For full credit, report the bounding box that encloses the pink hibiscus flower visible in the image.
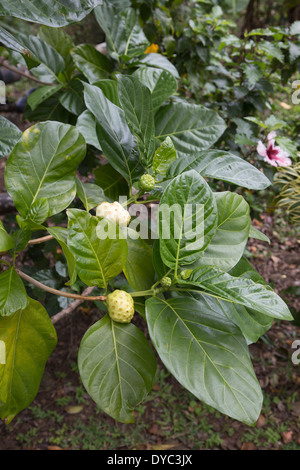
[257,131,292,167]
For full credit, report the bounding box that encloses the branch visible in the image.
[28,234,54,245]
[15,268,107,302]
[0,58,57,86]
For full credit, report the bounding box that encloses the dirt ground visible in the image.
[0,111,299,451]
[0,212,299,451]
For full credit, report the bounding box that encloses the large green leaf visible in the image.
[146,296,263,424]
[71,44,111,84]
[78,314,156,422]
[76,179,106,211]
[0,28,65,78]
[0,268,28,317]
[83,83,143,185]
[27,85,64,111]
[167,149,271,190]
[152,239,170,280]
[67,209,127,289]
[229,256,268,285]
[23,92,72,123]
[133,53,179,79]
[38,25,75,59]
[183,291,273,345]
[117,75,156,168]
[92,79,121,107]
[76,110,101,150]
[133,66,178,113]
[94,2,149,60]
[16,198,50,231]
[158,170,217,272]
[0,0,103,27]
[155,101,226,158]
[0,221,15,252]
[58,78,86,116]
[4,122,86,221]
[0,116,22,158]
[94,164,129,201]
[0,298,57,424]
[123,228,155,291]
[179,266,293,321]
[193,192,251,271]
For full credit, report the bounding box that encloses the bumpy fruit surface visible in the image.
[96,201,131,227]
[138,174,156,192]
[106,290,135,323]
[160,276,172,287]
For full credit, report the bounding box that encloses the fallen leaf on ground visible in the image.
[281,431,293,444]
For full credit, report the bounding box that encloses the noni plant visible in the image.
[0,0,294,426]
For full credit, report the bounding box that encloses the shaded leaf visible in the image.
[146,296,263,424]
[78,314,156,422]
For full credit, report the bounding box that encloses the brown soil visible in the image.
[0,113,299,451]
[0,214,299,451]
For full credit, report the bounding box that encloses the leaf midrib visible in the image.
[156,298,251,419]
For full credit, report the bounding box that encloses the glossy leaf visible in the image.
[229,256,268,285]
[0,116,22,158]
[71,44,111,83]
[155,101,226,158]
[152,239,170,280]
[78,314,156,422]
[184,290,273,345]
[76,110,101,150]
[94,3,149,59]
[158,170,217,271]
[93,79,121,107]
[0,221,15,252]
[194,191,250,271]
[27,85,63,111]
[4,122,86,221]
[167,149,271,190]
[0,268,28,317]
[117,75,156,167]
[76,179,106,211]
[134,53,179,79]
[23,92,71,123]
[0,28,65,78]
[0,0,103,27]
[83,83,143,184]
[58,78,85,116]
[67,209,127,289]
[179,265,293,321]
[123,228,155,291]
[0,298,57,424]
[146,296,263,424]
[133,66,178,113]
[94,164,129,201]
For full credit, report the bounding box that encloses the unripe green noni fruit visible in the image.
[179,269,192,280]
[160,276,172,287]
[106,290,135,323]
[138,174,156,192]
[96,201,131,227]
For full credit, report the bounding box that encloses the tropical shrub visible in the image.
[0,0,294,427]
